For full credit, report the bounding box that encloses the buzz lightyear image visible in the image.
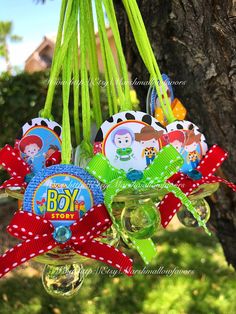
[111,127,135,162]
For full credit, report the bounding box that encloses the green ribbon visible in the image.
[41,0,77,121]
[102,0,132,111]
[122,0,176,123]
[87,145,210,264]
[86,0,103,129]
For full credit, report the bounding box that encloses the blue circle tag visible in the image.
[18,118,62,175]
[23,164,104,227]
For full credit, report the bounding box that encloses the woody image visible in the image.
[135,126,164,167]
[43,144,61,167]
[184,129,202,169]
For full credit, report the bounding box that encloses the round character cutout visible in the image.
[18,118,62,174]
[23,165,104,227]
[94,111,167,172]
[166,120,208,174]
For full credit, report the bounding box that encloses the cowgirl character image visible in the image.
[19,135,43,171]
[135,126,164,167]
[167,130,185,153]
[167,127,202,172]
[111,127,135,162]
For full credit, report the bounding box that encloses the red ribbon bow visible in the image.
[0,145,30,189]
[0,145,62,189]
[0,204,133,278]
[159,145,236,227]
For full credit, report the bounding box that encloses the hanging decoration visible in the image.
[0,0,236,299]
[93,111,166,171]
[87,143,211,264]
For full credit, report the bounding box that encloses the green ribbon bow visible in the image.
[86,145,209,264]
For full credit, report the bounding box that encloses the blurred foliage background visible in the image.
[0,71,76,147]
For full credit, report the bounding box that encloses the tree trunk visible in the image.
[114,0,236,268]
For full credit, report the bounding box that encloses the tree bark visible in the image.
[114,0,236,268]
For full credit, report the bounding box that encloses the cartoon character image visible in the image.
[44,145,61,167]
[185,129,201,168]
[111,127,135,162]
[44,145,59,160]
[167,130,185,153]
[167,128,202,169]
[75,200,86,217]
[135,126,164,167]
[19,135,43,170]
[36,198,46,214]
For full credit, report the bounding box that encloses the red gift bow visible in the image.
[159,145,236,227]
[0,144,30,189]
[0,204,133,278]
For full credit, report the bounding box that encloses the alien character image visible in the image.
[19,135,43,170]
[135,126,164,167]
[111,127,135,162]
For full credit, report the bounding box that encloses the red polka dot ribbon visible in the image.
[0,144,30,189]
[0,204,133,278]
[159,145,236,227]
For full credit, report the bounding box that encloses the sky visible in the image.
[0,0,64,72]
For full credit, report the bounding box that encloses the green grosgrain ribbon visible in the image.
[86,145,210,264]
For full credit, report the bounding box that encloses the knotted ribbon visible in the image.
[86,145,209,264]
[159,145,236,227]
[0,204,133,278]
[0,145,30,189]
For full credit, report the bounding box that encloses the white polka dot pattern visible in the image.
[0,144,30,190]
